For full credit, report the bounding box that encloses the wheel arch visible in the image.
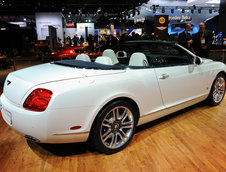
[208,70,226,92]
[218,71,226,78]
[87,96,140,142]
[206,70,226,106]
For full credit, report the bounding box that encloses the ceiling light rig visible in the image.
[132,10,136,17]
[152,5,156,13]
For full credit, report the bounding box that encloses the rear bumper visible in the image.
[0,96,2,110]
[0,94,90,143]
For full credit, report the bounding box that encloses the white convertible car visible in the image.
[0,40,225,154]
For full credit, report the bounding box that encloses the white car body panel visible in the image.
[1,43,226,144]
[155,64,209,108]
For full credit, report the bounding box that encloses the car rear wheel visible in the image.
[92,101,138,154]
[206,74,225,106]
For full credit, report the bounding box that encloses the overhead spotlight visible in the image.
[182,9,185,13]
[198,9,201,14]
[152,5,156,14]
[152,5,156,10]
[78,9,82,16]
[191,9,194,14]
[171,9,174,14]
[97,7,101,12]
[162,8,165,13]
[209,9,212,14]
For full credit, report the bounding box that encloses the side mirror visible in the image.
[195,56,203,65]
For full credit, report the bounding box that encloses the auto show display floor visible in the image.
[0,58,226,171]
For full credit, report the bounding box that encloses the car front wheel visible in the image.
[207,73,226,106]
[92,101,138,154]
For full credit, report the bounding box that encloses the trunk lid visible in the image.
[3,63,86,106]
[3,62,125,106]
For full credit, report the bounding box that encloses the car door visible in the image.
[152,44,208,108]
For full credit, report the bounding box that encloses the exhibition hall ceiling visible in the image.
[0,0,220,15]
[0,0,150,15]
[0,0,220,26]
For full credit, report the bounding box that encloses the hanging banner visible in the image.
[154,15,169,41]
[110,24,114,35]
[66,23,74,28]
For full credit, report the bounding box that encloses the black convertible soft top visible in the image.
[53,60,148,69]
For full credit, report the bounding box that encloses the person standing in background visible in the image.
[73,34,79,46]
[193,22,213,58]
[178,24,193,51]
[79,36,84,46]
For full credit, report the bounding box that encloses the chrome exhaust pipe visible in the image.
[25,135,40,142]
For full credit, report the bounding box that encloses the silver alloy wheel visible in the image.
[100,106,134,149]
[213,76,225,103]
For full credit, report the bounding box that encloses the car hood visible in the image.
[3,63,124,105]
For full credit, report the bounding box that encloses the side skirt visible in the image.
[137,94,208,126]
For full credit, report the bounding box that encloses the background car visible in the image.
[50,46,103,61]
[0,40,225,154]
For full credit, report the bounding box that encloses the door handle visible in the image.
[160,74,169,79]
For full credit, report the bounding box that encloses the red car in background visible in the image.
[50,46,103,61]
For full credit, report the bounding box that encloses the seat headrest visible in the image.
[129,53,149,67]
[76,54,91,62]
[103,49,119,64]
[95,56,113,65]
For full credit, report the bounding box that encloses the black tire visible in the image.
[92,101,138,154]
[206,73,225,106]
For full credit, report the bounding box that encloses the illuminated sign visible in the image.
[159,17,166,24]
[134,17,145,23]
[169,16,192,21]
[66,23,74,27]
[9,22,27,27]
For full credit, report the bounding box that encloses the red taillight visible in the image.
[23,88,53,112]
